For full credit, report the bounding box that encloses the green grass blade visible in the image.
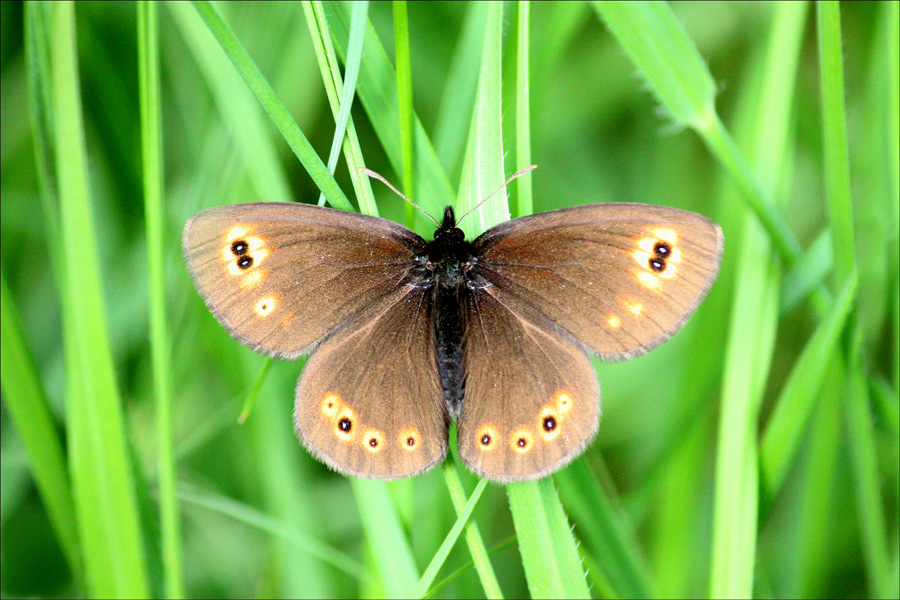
[817,1,856,286]
[556,460,654,598]
[178,484,364,578]
[508,480,590,599]
[393,0,415,227]
[889,0,900,391]
[593,0,802,264]
[455,0,507,237]
[323,1,454,224]
[432,2,490,182]
[415,478,489,598]
[50,3,149,596]
[761,271,858,494]
[189,0,352,211]
[352,479,419,597]
[138,2,183,597]
[1,269,82,581]
[303,1,377,216]
[845,360,893,597]
[317,0,368,208]
[515,0,533,218]
[442,465,503,599]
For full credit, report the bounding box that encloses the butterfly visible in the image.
[183,198,722,482]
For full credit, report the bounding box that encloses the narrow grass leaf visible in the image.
[456,0,506,237]
[817,1,856,285]
[1,270,82,580]
[178,484,364,578]
[303,1,377,216]
[393,1,415,227]
[415,478,489,598]
[189,0,353,211]
[508,480,590,599]
[556,460,653,598]
[844,363,893,597]
[432,2,490,181]
[761,271,858,494]
[51,3,149,596]
[515,0,533,218]
[323,1,454,223]
[352,478,419,597]
[443,464,503,599]
[317,0,367,207]
[781,229,832,314]
[138,3,183,597]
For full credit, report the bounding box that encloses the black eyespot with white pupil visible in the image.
[654,242,671,257]
[368,437,378,447]
[649,257,665,272]
[237,255,254,270]
[543,416,557,432]
[481,434,491,446]
[338,417,352,432]
[517,437,528,448]
[231,240,249,255]
[406,436,416,446]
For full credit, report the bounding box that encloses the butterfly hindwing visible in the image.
[294,284,449,479]
[456,285,600,482]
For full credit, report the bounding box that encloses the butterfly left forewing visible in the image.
[457,285,600,482]
[294,284,448,479]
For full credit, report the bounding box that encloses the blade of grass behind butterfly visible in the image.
[1,270,82,583]
[315,0,368,209]
[50,3,149,595]
[138,3,184,597]
[304,1,377,217]
[351,478,419,598]
[414,477,490,598]
[323,1,454,227]
[185,0,353,211]
[514,1,532,218]
[432,2,489,184]
[593,1,801,266]
[889,0,899,392]
[393,1,415,227]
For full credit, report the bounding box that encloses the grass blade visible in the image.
[393,0,415,226]
[138,2,183,597]
[189,0,353,211]
[51,3,149,595]
[515,0,533,218]
[761,271,858,494]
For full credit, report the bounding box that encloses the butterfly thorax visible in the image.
[417,206,477,417]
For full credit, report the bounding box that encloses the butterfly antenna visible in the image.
[456,165,537,225]
[360,168,440,227]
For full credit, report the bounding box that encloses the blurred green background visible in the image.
[1,1,897,598]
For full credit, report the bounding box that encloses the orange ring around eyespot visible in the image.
[334,404,358,442]
[398,427,421,452]
[362,428,385,453]
[510,427,535,454]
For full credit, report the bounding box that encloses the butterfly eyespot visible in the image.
[398,427,421,451]
[554,391,574,415]
[475,425,499,451]
[333,405,358,441]
[510,428,535,454]
[653,241,671,257]
[649,257,666,272]
[237,255,254,270]
[320,394,341,417]
[362,429,385,453]
[255,296,277,317]
[231,240,249,255]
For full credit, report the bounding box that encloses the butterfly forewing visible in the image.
[472,203,723,360]
[183,203,424,358]
[457,286,600,482]
[294,284,448,479]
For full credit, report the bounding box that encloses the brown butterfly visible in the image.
[183,200,722,482]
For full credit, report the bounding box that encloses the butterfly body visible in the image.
[184,201,722,482]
